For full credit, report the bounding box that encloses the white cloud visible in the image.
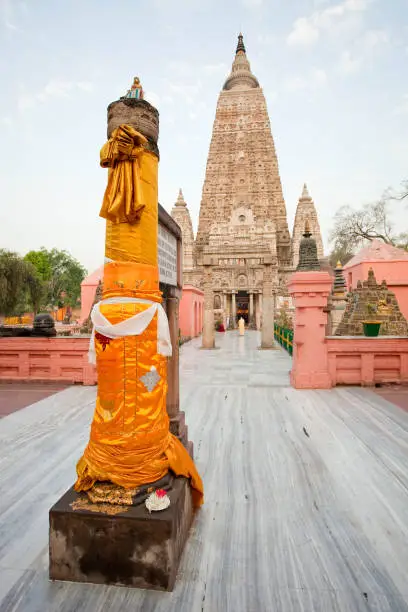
[287,17,319,47]
[242,0,263,6]
[1,116,13,127]
[284,68,328,92]
[338,50,361,74]
[395,94,408,115]
[257,33,275,45]
[77,81,94,93]
[144,90,160,108]
[168,60,193,78]
[1,0,25,32]
[17,79,94,111]
[203,63,228,76]
[338,29,388,75]
[284,75,307,92]
[363,29,388,50]
[166,80,202,104]
[287,0,372,47]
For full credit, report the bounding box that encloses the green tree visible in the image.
[25,265,45,315]
[0,250,28,316]
[25,248,87,308]
[25,249,52,282]
[0,250,45,317]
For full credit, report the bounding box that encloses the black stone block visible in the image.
[49,477,194,591]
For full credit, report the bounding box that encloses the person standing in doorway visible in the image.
[239,316,245,336]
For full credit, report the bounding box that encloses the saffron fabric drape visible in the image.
[75,124,203,506]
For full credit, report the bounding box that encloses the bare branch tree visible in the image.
[384,180,408,202]
[330,199,398,255]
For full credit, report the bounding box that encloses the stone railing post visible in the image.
[288,271,332,389]
[202,263,215,349]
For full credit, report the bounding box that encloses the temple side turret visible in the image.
[292,184,324,268]
[171,188,195,272]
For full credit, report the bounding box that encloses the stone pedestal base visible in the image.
[258,342,279,350]
[49,477,194,592]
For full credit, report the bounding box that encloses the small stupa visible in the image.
[296,220,321,271]
[336,268,408,336]
[333,261,346,296]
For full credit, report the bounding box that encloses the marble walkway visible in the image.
[1,331,408,611]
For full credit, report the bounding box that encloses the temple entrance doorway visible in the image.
[236,291,249,324]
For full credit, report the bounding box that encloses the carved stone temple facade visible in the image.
[171,34,324,329]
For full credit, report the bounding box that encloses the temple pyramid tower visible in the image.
[292,184,324,268]
[173,34,323,329]
[171,188,194,271]
[179,34,293,327]
[195,34,291,269]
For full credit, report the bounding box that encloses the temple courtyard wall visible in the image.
[179,285,204,340]
[0,337,97,385]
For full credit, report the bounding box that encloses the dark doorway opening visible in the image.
[236,291,249,324]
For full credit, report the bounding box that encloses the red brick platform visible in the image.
[373,384,408,413]
[0,382,69,417]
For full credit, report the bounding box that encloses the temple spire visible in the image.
[236,32,246,55]
[292,183,324,268]
[301,183,311,200]
[223,33,259,91]
[175,188,186,207]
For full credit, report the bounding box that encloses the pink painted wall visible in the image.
[179,285,204,338]
[327,337,408,386]
[0,337,97,385]
[80,266,103,323]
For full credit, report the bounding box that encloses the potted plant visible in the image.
[363,303,381,337]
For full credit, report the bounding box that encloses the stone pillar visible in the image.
[231,291,237,328]
[202,265,215,349]
[166,290,190,449]
[166,293,179,419]
[222,291,228,329]
[260,264,276,349]
[288,271,332,389]
[249,291,256,329]
[256,292,262,330]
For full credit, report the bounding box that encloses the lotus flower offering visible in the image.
[145,489,170,513]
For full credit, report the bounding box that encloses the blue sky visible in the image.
[0,0,407,273]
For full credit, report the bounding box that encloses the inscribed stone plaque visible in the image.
[158,223,177,286]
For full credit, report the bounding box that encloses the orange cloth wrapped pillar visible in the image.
[75,123,203,507]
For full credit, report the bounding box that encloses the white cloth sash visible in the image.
[88,297,172,364]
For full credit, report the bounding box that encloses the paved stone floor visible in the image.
[1,331,408,611]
